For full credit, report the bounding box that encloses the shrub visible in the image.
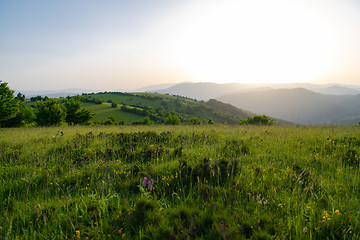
[35,99,65,126]
[239,115,275,125]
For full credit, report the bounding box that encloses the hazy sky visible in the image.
[1,0,360,91]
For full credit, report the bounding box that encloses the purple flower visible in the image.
[142,177,148,188]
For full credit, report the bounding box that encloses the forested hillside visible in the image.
[79,92,253,125]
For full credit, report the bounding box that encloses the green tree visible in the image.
[35,99,65,126]
[0,104,24,127]
[165,114,181,125]
[143,116,154,125]
[189,117,201,125]
[102,115,116,125]
[15,92,25,102]
[0,104,35,128]
[111,102,117,108]
[30,95,43,102]
[239,115,275,125]
[23,107,36,125]
[64,98,94,125]
[208,118,214,125]
[0,81,20,127]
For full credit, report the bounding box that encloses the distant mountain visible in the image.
[20,88,98,98]
[150,82,360,125]
[310,86,360,95]
[218,88,360,125]
[153,82,360,100]
[154,82,253,100]
[136,82,183,92]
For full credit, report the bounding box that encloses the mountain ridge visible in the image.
[151,82,360,100]
[218,88,359,125]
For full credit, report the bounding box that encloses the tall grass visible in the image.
[1,125,360,239]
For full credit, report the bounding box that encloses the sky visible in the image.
[1,0,360,91]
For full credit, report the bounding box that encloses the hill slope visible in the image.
[79,92,255,125]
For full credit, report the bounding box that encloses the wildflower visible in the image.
[141,177,154,190]
[335,209,340,214]
[118,229,122,234]
[76,230,80,239]
[142,177,148,188]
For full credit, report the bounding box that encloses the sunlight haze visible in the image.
[1,0,359,91]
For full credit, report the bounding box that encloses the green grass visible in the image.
[93,93,169,108]
[82,103,144,122]
[1,125,360,239]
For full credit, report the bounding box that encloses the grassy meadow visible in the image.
[1,125,360,239]
[81,103,144,123]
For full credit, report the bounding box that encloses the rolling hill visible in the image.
[71,92,259,125]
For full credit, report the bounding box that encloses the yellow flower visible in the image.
[118,229,122,234]
[76,230,80,239]
[335,209,340,214]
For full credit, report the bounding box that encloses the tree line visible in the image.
[0,81,93,127]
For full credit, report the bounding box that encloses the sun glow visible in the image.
[166,1,339,84]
